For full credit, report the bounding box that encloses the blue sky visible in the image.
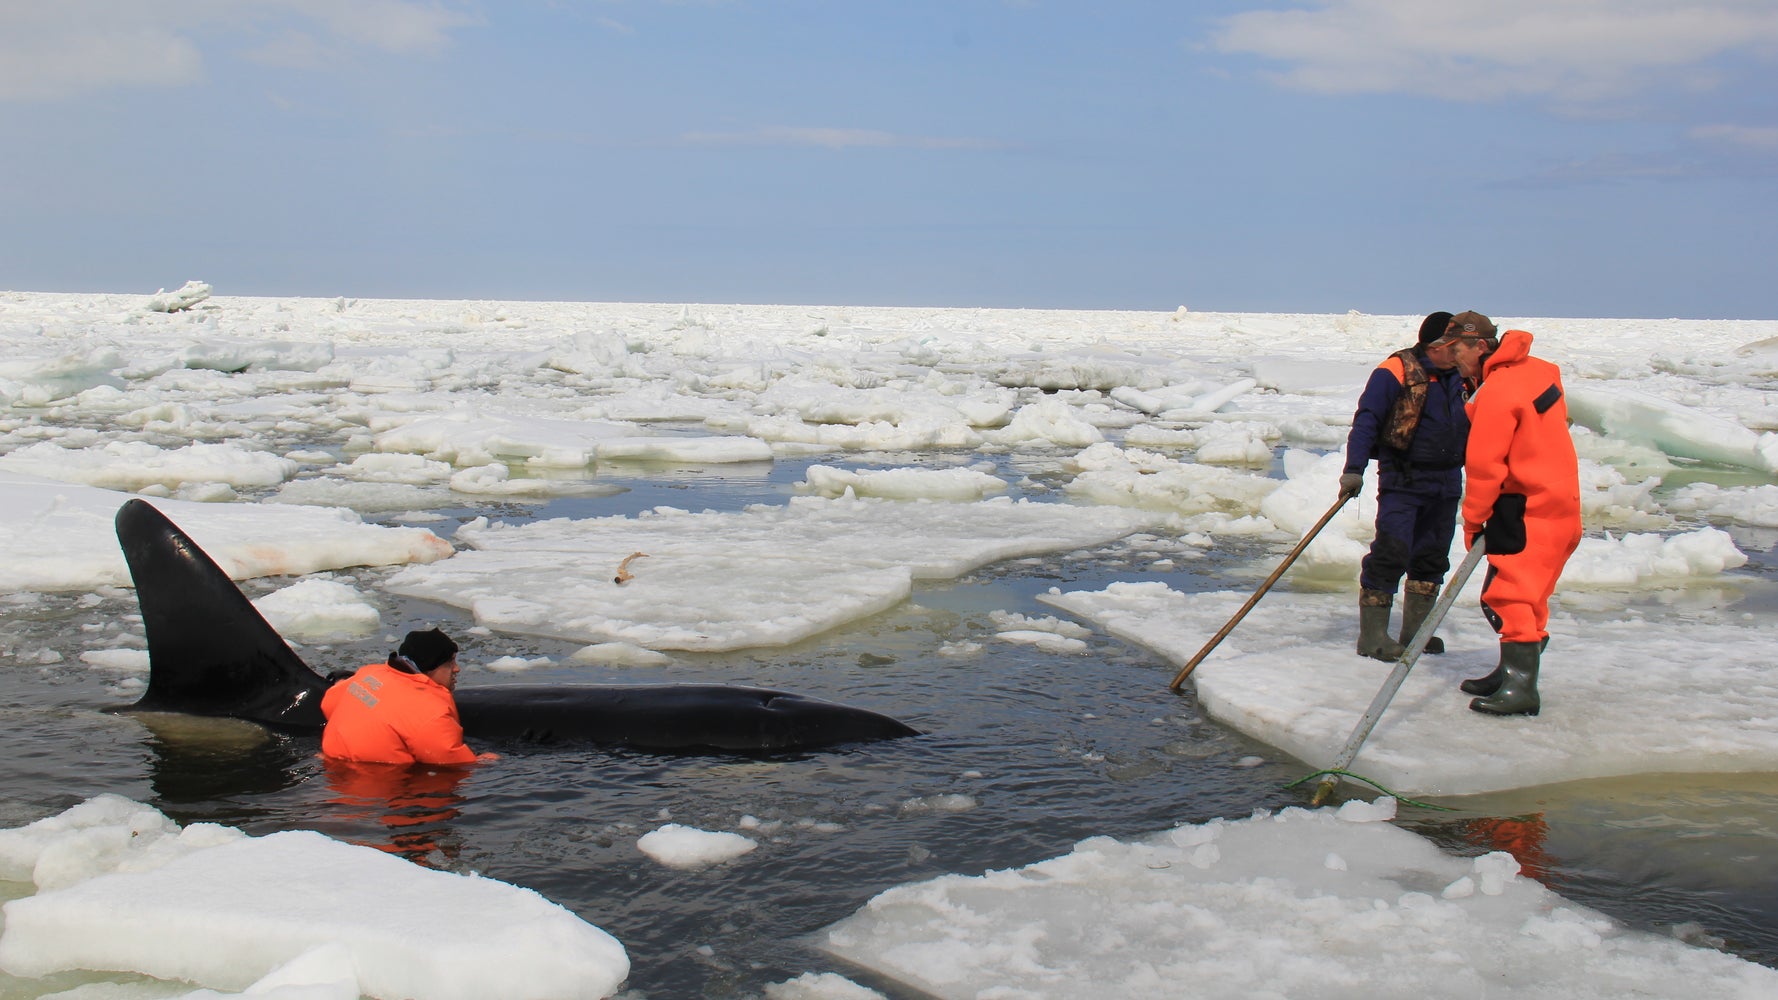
[3,1,1775,319]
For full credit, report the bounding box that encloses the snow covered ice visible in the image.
[0,796,628,1000]
[0,289,1775,997]
[823,798,1778,1000]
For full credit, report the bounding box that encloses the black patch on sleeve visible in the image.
[1533,384,1562,414]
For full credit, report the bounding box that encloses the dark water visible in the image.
[2,456,1776,998]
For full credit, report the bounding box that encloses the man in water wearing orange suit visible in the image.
[1448,311,1582,717]
[322,628,495,764]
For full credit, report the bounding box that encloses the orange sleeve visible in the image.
[401,690,478,765]
[1463,387,1517,533]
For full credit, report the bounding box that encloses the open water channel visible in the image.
[3,453,1776,998]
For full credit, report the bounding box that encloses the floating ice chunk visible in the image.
[764,971,888,1000]
[1065,442,1278,515]
[142,280,212,313]
[0,345,126,406]
[1567,383,1778,474]
[385,496,1163,652]
[822,799,1778,1000]
[1249,357,1372,395]
[755,379,1015,430]
[1442,876,1477,899]
[568,642,674,667]
[1577,457,1667,529]
[988,350,1166,392]
[799,464,1007,501]
[1666,482,1778,528]
[1562,527,1747,587]
[1039,582,1778,796]
[335,452,455,484]
[178,943,361,999]
[637,824,758,868]
[1334,797,1397,823]
[0,793,242,891]
[1108,381,1212,415]
[485,654,556,672]
[0,472,453,593]
[544,331,637,375]
[0,440,297,492]
[273,477,453,511]
[251,577,380,641]
[1191,422,1277,464]
[898,794,976,814]
[994,629,1089,654]
[594,436,774,464]
[987,611,1091,638]
[1173,377,1257,416]
[0,804,629,1000]
[372,411,636,468]
[79,648,150,672]
[984,398,1105,448]
[1473,850,1521,896]
[177,339,334,373]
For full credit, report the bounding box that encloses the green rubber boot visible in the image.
[1356,589,1405,661]
[1459,658,1503,696]
[1469,641,1541,716]
[1462,635,1549,695]
[1398,580,1445,655]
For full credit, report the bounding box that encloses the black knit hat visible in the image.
[393,628,458,673]
[1417,311,1455,347]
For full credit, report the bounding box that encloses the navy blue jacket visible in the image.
[1343,349,1469,493]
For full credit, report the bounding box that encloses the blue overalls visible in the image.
[1343,350,1470,592]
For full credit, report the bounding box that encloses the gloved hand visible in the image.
[1337,472,1364,500]
[1463,521,1483,549]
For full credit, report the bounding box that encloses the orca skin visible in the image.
[114,499,920,753]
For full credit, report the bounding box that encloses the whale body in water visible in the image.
[114,498,920,753]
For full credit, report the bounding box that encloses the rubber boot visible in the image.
[1459,658,1503,696]
[1469,641,1541,716]
[1356,589,1405,661]
[1463,635,1550,695]
[1398,580,1445,655]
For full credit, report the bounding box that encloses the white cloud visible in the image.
[0,9,206,100]
[1691,123,1778,151]
[280,0,480,55]
[1210,0,1778,105]
[681,126,1006,151]
[0,0,477,101]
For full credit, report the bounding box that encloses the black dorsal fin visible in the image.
[115,499,328,731]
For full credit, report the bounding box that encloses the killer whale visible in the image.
[114,498,920,752]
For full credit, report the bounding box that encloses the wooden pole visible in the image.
[1167,494,1352,693]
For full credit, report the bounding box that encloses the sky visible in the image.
[2,1,1775,319]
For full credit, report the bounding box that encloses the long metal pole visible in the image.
[1168,495,1352,693]
[1309,538,1488,806]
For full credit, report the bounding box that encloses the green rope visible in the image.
[1284,769,1456,812]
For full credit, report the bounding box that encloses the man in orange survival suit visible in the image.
[1448,311,1582,717]
[322,628,496,764]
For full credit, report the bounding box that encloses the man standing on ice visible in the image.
[1339,311,1471,660]
[1447,311,1582,716]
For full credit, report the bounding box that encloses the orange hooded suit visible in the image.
[321,662,478,766]
[1462,329,1582,643]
